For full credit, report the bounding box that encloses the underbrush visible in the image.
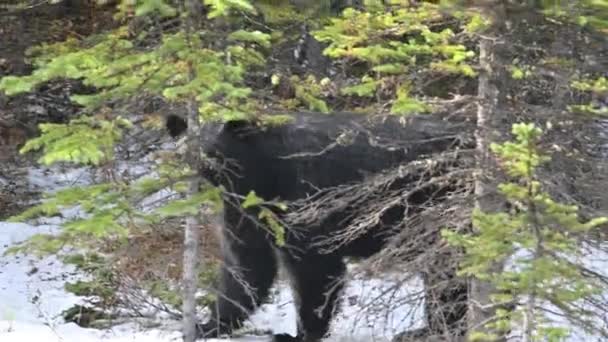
[61,220,221,328]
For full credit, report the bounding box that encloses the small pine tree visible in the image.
[0,0,267,254]
[443,123,608,341]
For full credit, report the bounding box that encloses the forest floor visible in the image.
[1,117,607,341]
[2,168,607,342]
[0,166,422,342]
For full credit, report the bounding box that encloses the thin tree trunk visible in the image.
[182,1,204,341]
[182,97,202,342]
[468,1,509,340]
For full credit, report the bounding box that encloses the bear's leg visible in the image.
[278,253,347,342]
[197,229,278,338]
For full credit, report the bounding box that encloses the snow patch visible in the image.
[0,215,419,341]
[4,166,607,341]
[1,167,422,342]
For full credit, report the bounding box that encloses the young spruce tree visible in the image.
[443,122,608,341]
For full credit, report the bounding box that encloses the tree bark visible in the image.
[182,99,202,342]
[182,1,204,342]
[468,1,509,340]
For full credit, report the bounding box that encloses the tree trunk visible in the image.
[468,2,509,340]
[182,99,202,342]
[182,1,204,342]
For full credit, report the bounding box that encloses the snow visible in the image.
[0,167,420,342]
[0,218,420,342]
[0,220,178,342]
[3,166,607,342]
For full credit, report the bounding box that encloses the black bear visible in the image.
[166,112,472,342]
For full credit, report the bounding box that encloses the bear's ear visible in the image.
[166,114,188,138]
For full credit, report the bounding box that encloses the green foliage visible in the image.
[242,191,287,247]
[509,65,533,80]
[0,0,271,262]
[63,253,118,306]
[9,184,111,222]
[539,0,608,31]
[228,30,272,48]
[313,3,477,114]
[288,75,330,113]
[63,253,108,273]
[197,260,220,292]
[4,162,207,256]
[1,27,137,100]
[391,82,432,115]
[569,104,608,116]
[242,190,264,208]
[155,186,223,218]
[341,76,381,97]
[6,182,133,255]
[145,260,219,309]
[572,77,608,93]
[443,123,608,340]
[133,0,177,17]
[113,0,178,19]
[259,208,286,247]
[492,123,550,177]
[570,77,608,116]
[0,28,256,122]
[147,279,183,308]
[65,279,116,300]
[255,0,317,24]
[19,116,131,166]
[463,12,491,33]
[203,0,256,19]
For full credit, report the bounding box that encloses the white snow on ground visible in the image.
[0,220,180,342]
[0,167,421,342]
[3,166,608,342]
